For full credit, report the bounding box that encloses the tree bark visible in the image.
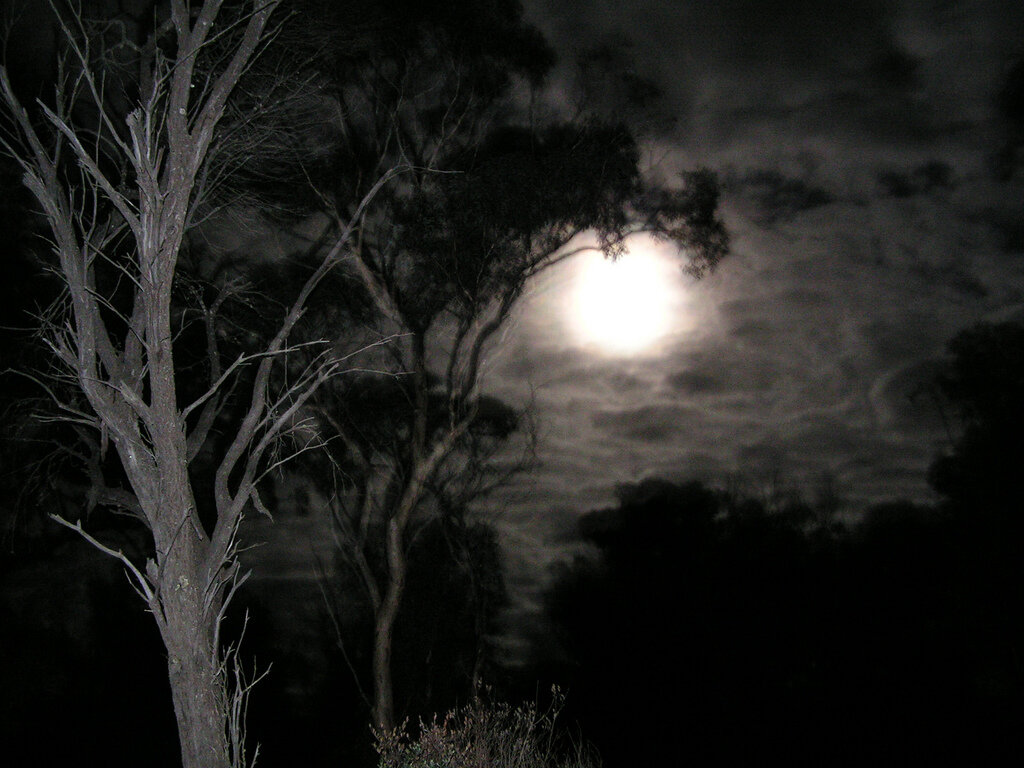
[141,486,234,768]
[163,585,231,768]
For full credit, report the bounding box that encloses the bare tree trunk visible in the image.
[124,466,237,767]
[372,517,406,733]
[160,555,231,768]
[170,654,231,768]
[369,427,474,732]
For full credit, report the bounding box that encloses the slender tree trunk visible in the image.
[368,327,474,732]
[372,518,406,733]
[371,333,430,733]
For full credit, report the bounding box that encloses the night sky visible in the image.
[474,0,1024,571]
[4,0,1022,571]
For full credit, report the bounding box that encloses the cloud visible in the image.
[664,369,721,395]
[484,1,1024,573]
[868,44,922,91]
[867,357,947,434]
[663,348,776,397]
[724,169,835,224]
[591,404,698,443]
[876,160,955,198]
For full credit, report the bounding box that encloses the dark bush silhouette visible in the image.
[542,477,1022,766]
[928,321,1024,529]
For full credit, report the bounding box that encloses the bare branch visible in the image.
[49,513,156,603]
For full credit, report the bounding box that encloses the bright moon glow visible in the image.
[570,244,683,354]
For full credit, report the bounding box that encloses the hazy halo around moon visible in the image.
[568,238,688,355]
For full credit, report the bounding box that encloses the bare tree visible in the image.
[0,2,396,765]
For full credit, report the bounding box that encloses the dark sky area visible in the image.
[479,0,1024,563]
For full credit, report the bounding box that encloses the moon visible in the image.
[569,240,687,354]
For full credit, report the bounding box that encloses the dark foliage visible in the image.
[542,477,1023,766]
[928,321,1024,526]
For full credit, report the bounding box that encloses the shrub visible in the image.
[374,688,599,768]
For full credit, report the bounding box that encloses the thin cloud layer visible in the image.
[489,2,1024,547]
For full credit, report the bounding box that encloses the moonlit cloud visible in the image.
[488,0,1024,554]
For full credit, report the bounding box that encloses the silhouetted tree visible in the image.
[922,321,1024,745]
[320,507,509,721]
[276,0,729,733]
